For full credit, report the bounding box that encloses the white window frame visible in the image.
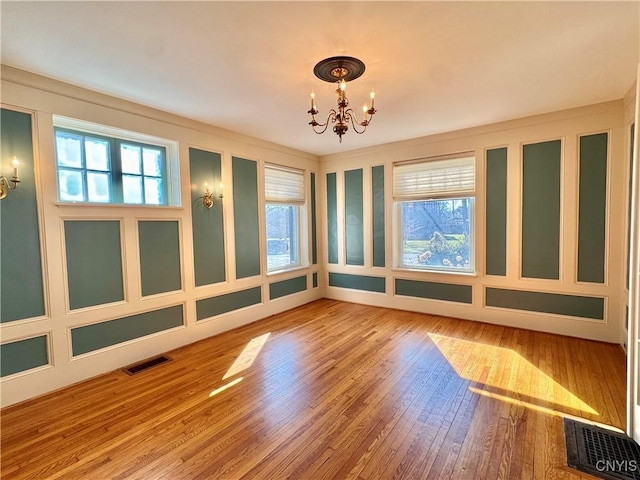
[393,153,476,274]
[52,115,181,206]
[264,164,307,274]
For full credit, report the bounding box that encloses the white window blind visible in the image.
[393,155,475,200]
[265,164,305,203]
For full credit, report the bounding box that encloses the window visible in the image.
[394,155,475,273]
[53,116,179,206]
[265,164,305,272]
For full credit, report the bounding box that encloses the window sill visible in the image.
[392,266,478,278]
[54,202,183,209]
[266,265,308,277]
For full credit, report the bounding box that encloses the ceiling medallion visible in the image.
[308,56,376,143]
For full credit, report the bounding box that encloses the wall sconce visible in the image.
[202,182,223,209]
[0,157,21,200]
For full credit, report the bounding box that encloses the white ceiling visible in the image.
[1,1,638,156]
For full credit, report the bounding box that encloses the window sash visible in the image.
[396,197,475,273]
[393,155,475,200]
[54,127,167,205]
[265,203,300,272]
[265,164,305,204]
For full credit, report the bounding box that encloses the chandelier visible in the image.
[308,56,376,142]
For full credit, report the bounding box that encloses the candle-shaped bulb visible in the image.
[310,91,316,110]
[11,157,19,179]
[370,88,375,100]
[219,183,223,192]
[204,181,209,191]
[363,104,368,119]
[339,79,346,92]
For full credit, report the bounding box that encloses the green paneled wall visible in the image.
[485,287,604,320]
[311,172,318,265]
[139,221,181,296]
[345,169,364,266]
[372,165,385,267]
[232,157,260,279]
[577,133,608,283]
[1,335,48,377]
[269,275,307,300]
[486,148,508,276]
[328,272,385,293]
[395,279,473,304]
[1,109,45,323]
[71,305,184,356]
[327,172,338,264]
[190,148,225,286]
[65,220,124,310]
[522,140,561,279]
[196,286,262,320]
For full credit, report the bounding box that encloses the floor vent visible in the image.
[122,355,172,376]
[564,418,640,480]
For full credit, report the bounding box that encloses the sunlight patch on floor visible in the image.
[429,333,598,416]
[209,377,244,398]
[223,332,271,380]
[468,387,621,433]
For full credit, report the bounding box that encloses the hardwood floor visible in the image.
[1,299,626,479]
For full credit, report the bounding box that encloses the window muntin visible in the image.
[265,164,305,273]
[394,155,475,273]
[54,127,169,206]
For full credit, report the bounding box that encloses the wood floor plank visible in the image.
[1,299,627,480]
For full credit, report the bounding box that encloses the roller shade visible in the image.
[265,164,305,203]
[393,155,475,200]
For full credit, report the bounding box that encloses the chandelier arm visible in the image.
[310,110,337,134]
[345,109,368,134]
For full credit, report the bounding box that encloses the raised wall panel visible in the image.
[65,220,124,310]
[269,275,307,300]
[345,169,364,266]
[486,148,508,276]
[139,221,181,296]
[1,336,48,377]
[232,157,260,279]
[577,133,608,283]
[328,272,385,293]
[327,172,338,264]
[311,172,318,265]
[190,148,225,286]
[196,287,262,320]
[71,305,184,356]
[486,287,604,320]
[0,109,45,322]
[372,165,385,268]
[395,279,473,304]
[521,140,561,280]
